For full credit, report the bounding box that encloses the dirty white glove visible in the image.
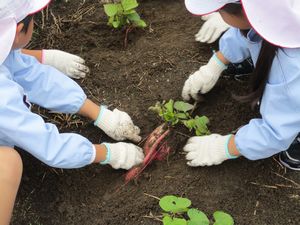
[94,106,141,143]
[182,54,227,100]
[195,12,230,43]
[101,142,144,170]
[42,49,89,79]
[184,134,237,167]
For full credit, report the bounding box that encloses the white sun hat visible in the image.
[0,0,51,65]
[241,0,300,48]
[185,0,300,48]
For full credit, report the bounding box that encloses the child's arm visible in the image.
[14,51,141,142]
[0,75,143,169]
[21,49,42,62]
[21,49,89,79]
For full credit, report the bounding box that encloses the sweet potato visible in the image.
[124,123,171,182]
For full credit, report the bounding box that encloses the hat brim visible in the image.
[0,0,51,65]
[241,0,300,48]
[0,18,16,65]
[28,0,51,16]
[185,0,226,15]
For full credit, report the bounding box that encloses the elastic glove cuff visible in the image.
[94,106,117,132]
[42,49,55,65]
[207,53,228,76]
[212,53,228,70]
[100,143,111,165]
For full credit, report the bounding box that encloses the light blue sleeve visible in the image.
[0,72,95,168]
[10,51,86,114]
[235,48,300,160]
[219,28,251,63]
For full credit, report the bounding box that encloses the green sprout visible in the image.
[158,195,234,225]
[103,0,146,47]
[149,100,210,136]
[104,0,146,29]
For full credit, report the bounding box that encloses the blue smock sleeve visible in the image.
[219,27,251,63]
[0,69,95,168]
[9,50,86,114]
[235,48,300,160]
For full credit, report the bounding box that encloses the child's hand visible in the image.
[101,142,144,170]
[182,54,227,101]
[42,50,89,79]
[195,12,230,43]
[183,134,237,167]
[94,107,142,143]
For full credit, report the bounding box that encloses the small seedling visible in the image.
[103,0,146,47]
[158,195,234,225]
[149,100,210,136]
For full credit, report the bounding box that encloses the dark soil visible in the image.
[12,0,300,224]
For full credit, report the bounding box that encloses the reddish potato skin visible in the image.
[143,124,168,155]
[125,123,171,182]
[125,166,141,182]
[143,129,170,165]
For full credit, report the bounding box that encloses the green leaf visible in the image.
[121,0,138,11]
[163,216,188,225]
[175,113,188,120]
[183,119,196,131]
[159,195,191,213]
[123,9,136,15]
[187,208,209,225]
[174,101,194,112]
[171,118,179,126]
[164,100,174,113]
[116,3,124,13]
[103,4,119,17]
[127,12,141,21]
[108,16,115,25]
[213,211,234,225]
[163,111,175,122]
[163,215,173,225]
[194,116,209,136]
[196,115,209,125]
[172,218,188,225]
[112,20,121,28]
[134,19,147,28]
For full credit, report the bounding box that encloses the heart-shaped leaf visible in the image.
[187,208,209,225]
[213,211,234,225]
[121,0,139,11]
[104,4,119,16]
[159,195,191,213]
[163,215,173,225]
[163,215,187,225]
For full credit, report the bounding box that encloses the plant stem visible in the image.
[124,26,134,48]
[144,193,160,200]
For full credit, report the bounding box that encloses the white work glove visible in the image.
[195,12,230,44]
[101,142,144,170]
[94,106,142,143]
[42,49,89,79]
[184,134,237,167]
[182,54,227,101]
